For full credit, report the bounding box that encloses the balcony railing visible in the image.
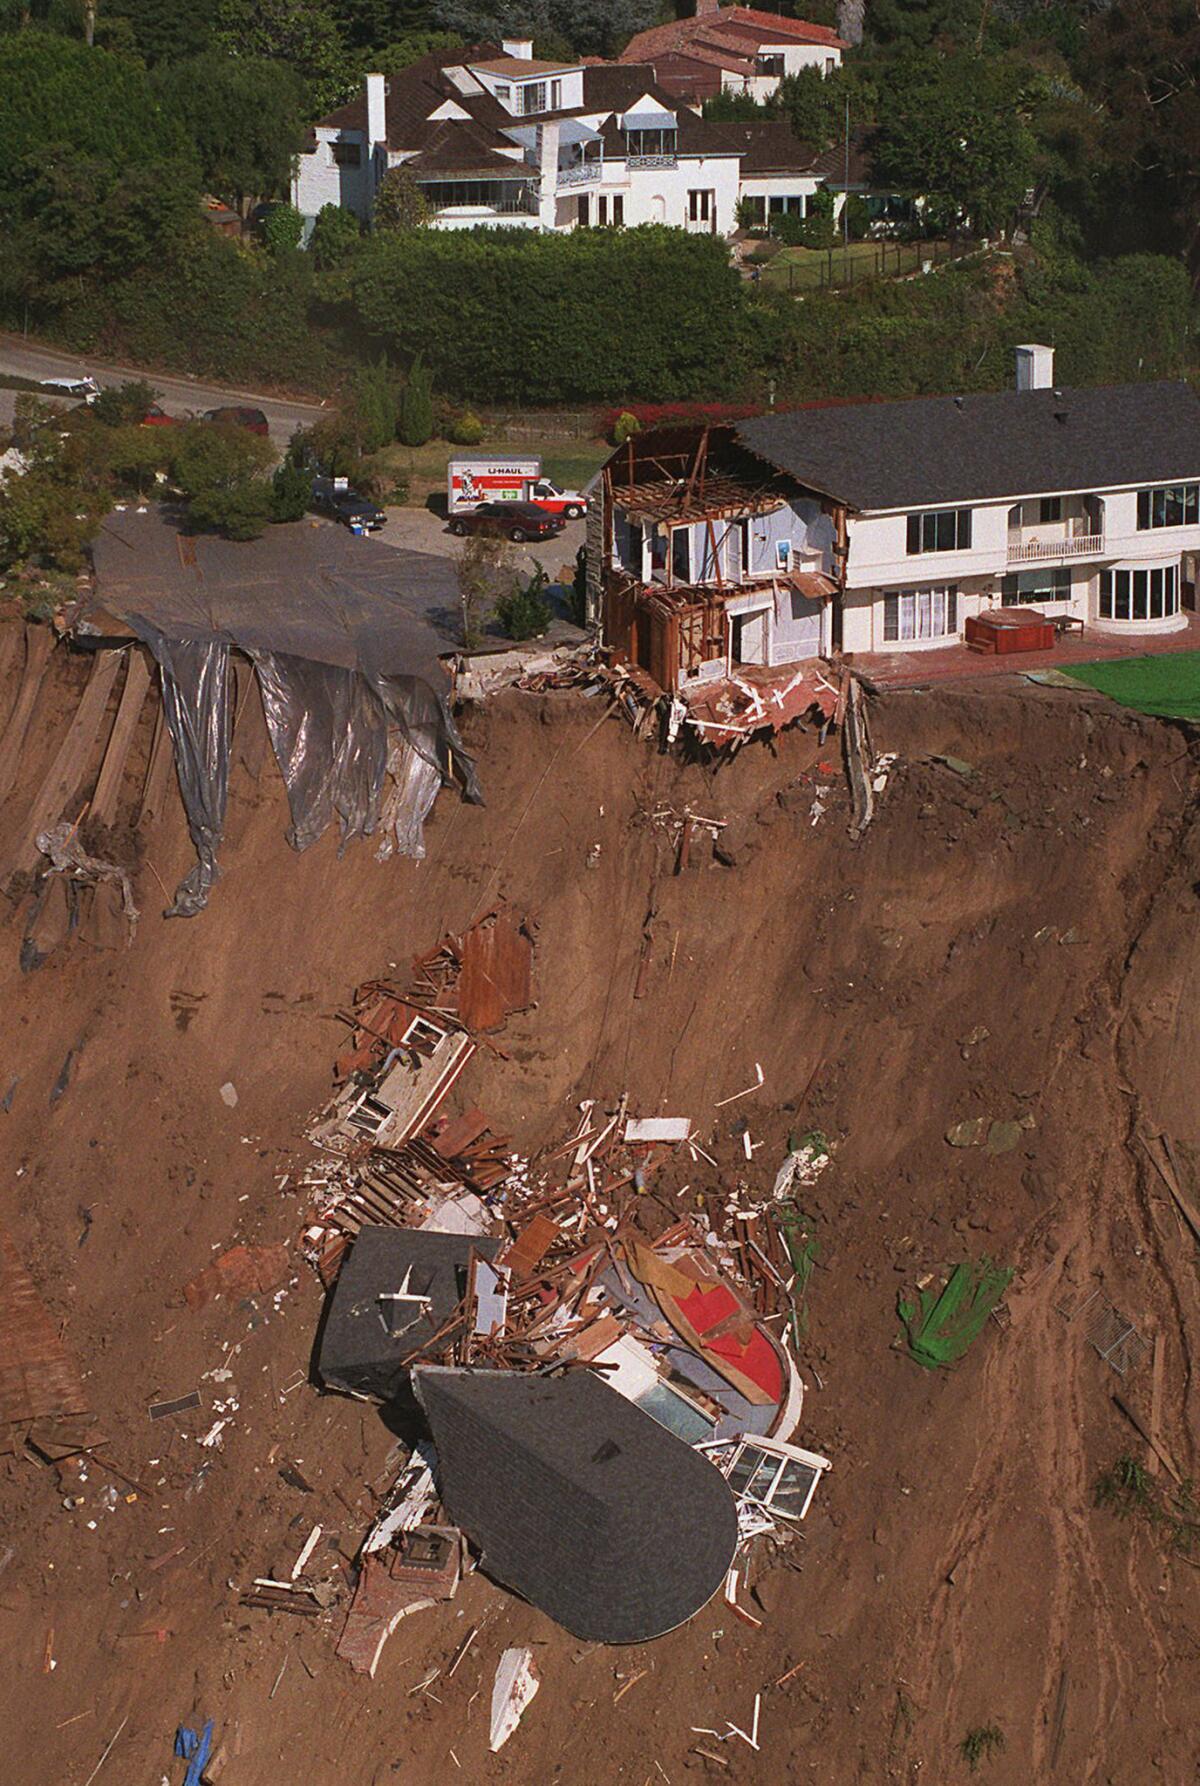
[557,161,601,187]
[1007,532,1105,565]
[628,152,677,169]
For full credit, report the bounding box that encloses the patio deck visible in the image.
[855,611,1200,690]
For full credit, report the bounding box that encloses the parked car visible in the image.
[311,483,386,532]
[39,375,101,403]
[447,501,564,543]
[139,403,178,427]
[201,405,269,436]
[527,478,588,520]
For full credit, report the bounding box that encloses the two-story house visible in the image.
[595,350,1200,705]
[293,41,849,237]
[620,4,844,107]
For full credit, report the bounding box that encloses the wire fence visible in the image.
[767,235,973,294]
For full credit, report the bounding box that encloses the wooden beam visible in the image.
[138,696,174,829]
[8,649,122,878]
[89,649,150,827]
[1147,1330,1165,1478]
[0,625,54,805]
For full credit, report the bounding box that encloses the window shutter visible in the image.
[947,586,958,632]
[956,510,972,549]
[884,593,899,640]
[906,515,920,554]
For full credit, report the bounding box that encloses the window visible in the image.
[612,194,624,226]
[494,83,510,102]
[906,509,972,554]
[671,526,690,583]
[1099,565,1179,621]
[331,140,362,166]
[709,1437,831,1522]
[883,586,959,642]
[597,195,607,226]
[519,80,547,114]
[1137,484,1200,530]
[688,189,712,222]
[741,195,766,228]
[1001,566,1070,606]
[768,194,805,217]
[549,78,562,109]
[625,127,677,162]
[1038,496,1062,524]
[755,52,784,76]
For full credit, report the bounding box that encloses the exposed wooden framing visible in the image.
[138,697,174,829]
[682,427,709,513]
[0,625,54,806]
[9,648,122,878]
[90,648,151,827]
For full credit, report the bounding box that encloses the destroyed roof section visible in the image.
[412,1365,739,1642]
[0,1228,87,1444]
[605,422,799,525]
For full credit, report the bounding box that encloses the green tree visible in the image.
[702,90,770,122]
[154,53,308,212]
[872,54,1036,234]
[309,202,362,268]
[373,165,429,232]
[101,0,218,63]
[270,456,312,520]
[350,356,399,450]
[172,421,275,539]
[397,357,434,446]
[0,33,196,175]
[370,30,465,71]
[92,380,159,427]
[495,564,552,639]
[214,0,357,112]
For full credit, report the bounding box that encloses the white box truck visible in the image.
[446,456,588,519]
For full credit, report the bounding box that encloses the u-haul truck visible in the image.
[446,456,588,519]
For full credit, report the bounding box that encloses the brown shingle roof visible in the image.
[621,5,844,64]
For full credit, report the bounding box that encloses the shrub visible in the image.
[91,379,158,426]
[960,1725,1005,1773]
[612,410,640,445]
[448,408,485,445]
[308,203,361,269]
[373,166,428,233]
[270,457,312,522]
[349,356,399,452]
[398,357,434,447]
[172,420,274,539]
[454,533,513,650]
[261,203,305,257]
[495,565,552,641]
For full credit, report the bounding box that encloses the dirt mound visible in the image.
[1,640,1199,1784]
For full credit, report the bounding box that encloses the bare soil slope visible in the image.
[1,636,1198,1785]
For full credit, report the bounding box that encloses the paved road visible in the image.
[0,333,330,445]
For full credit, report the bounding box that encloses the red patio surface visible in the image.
[854,610,1200,690]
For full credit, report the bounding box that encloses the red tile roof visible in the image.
[621,6,844,66]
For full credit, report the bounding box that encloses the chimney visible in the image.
[502,36,534,58]
[366,72,387,146]
[694,0,722,14]
[537,120,560,229]
[1015,343,1054,392]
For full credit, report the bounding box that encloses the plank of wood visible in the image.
[1113,1392,1182,1485]
[1142,1133,1200,1248]
[0,625,54,805]
[138,697,173,829]
[8,650,121,878]
[1147,1330,1165,1478]
[89,649,150,828]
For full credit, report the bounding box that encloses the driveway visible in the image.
[373,504,586,582]
[0,333,329,446]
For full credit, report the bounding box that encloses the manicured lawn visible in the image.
[372,436,610,507]
[755,238,953,292]
[1060,651,1200,720]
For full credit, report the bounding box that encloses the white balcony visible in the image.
[1007,532,1105,565]
[557,161,601,187]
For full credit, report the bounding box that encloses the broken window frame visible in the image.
[698,1434,832,1523]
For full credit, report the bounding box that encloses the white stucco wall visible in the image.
[720,41,841,102]
[293,128,371,221]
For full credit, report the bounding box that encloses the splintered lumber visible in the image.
[0,624,54,805]
[89,649,151,827]
[1113,1392,1182,1486]
[138,699,174,829]
[1142,1133,1200,1248]
[842,675,874,835]
[10,649,122,877]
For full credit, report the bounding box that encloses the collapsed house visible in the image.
[288,905,831,1665]
[57,507,481,915]
[588,423,841,748]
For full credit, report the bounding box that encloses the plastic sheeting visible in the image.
[127,621,480,915]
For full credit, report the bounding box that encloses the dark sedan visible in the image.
[448,500,564,543]
[201,405,270,436]
[312,484,386,531]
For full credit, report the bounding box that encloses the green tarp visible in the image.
[1058,652,1200,721]
[898,1258,1013,1370]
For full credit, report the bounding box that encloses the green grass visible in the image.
[757,238,954,292]
[1094,1453,1200,1554]
[1060,651,1200,721]
[960,1724,1006,1773]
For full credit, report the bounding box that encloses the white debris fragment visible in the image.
[198,1420,229,1448]
[489,1647,539,1752]
[219,1082,238,1108]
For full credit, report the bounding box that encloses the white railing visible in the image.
[628,153,677,169]
[1007,533,1105,564]
[557,162,601,187]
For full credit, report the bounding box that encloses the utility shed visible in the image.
[318,1229,501,1401]
[412,1364,739,1642]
